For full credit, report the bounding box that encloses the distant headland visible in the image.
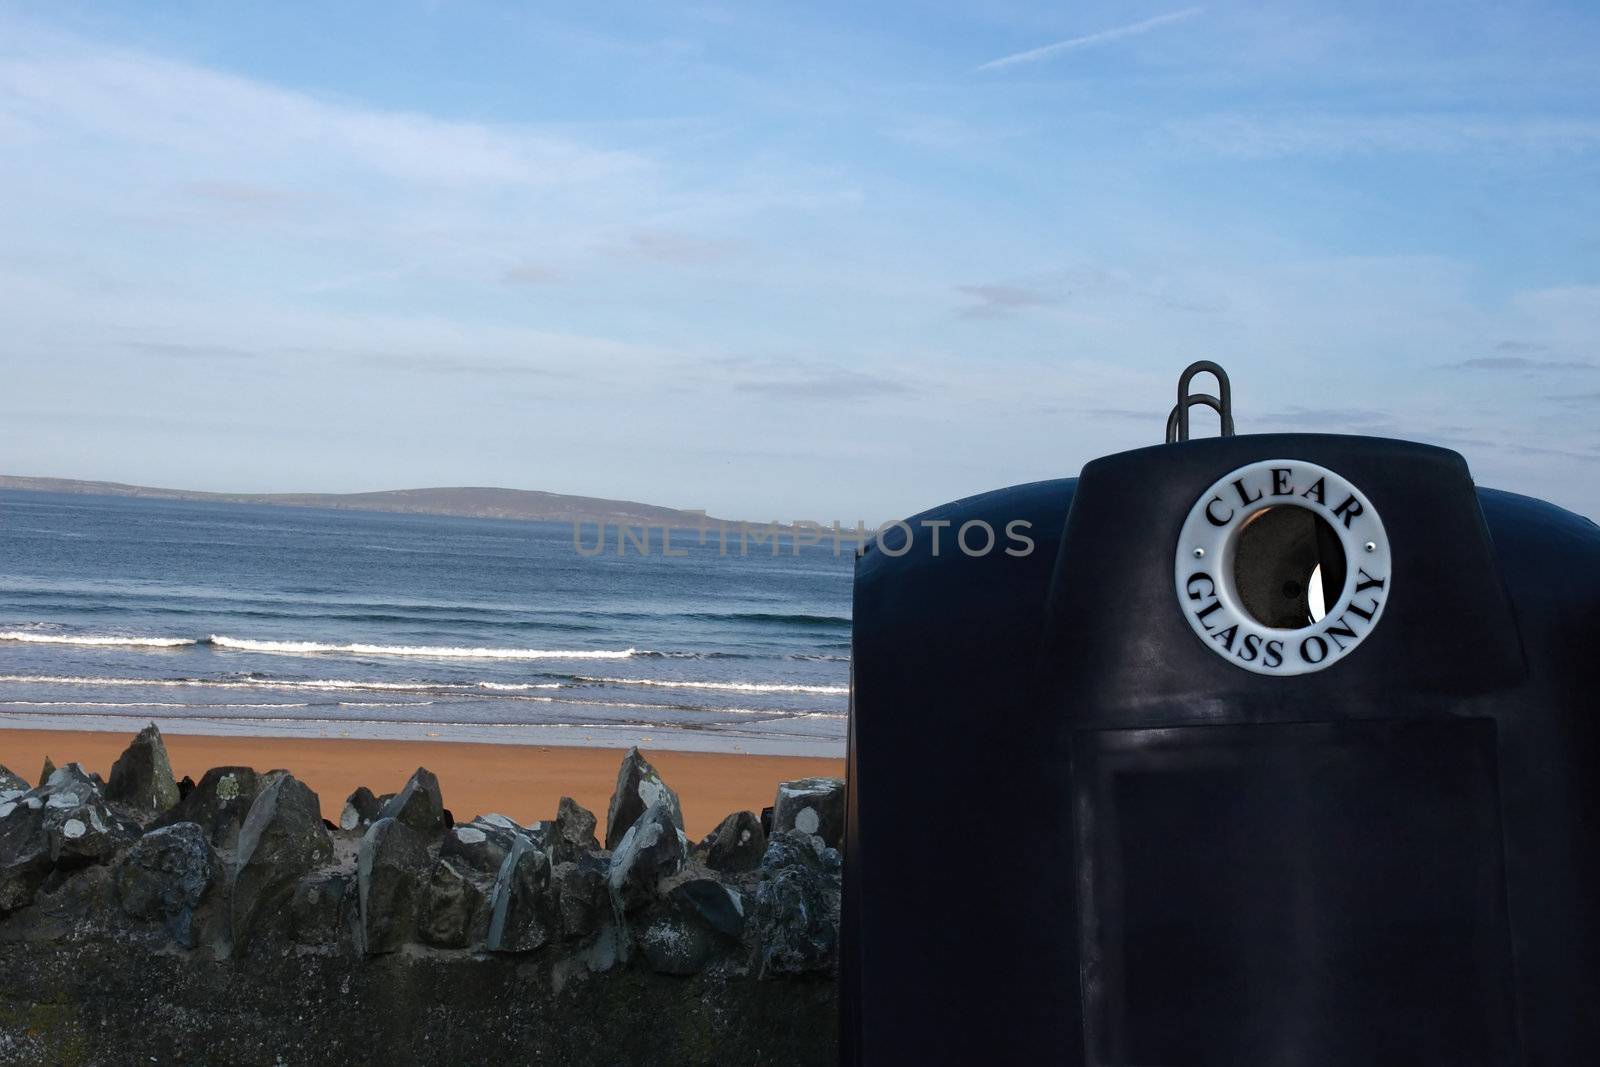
[0,474,750,530]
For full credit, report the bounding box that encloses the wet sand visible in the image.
[0,729,845,841]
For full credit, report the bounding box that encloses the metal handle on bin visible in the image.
[1166,360,1236,443]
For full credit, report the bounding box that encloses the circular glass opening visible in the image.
[1231,505,1347,629]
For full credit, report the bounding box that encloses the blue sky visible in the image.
[1,1,1597,521]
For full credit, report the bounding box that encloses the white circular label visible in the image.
[1174,459,1391,675]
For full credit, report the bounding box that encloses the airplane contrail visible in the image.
[976,7,1204,72]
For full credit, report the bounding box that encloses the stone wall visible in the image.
[0,728,844,1065]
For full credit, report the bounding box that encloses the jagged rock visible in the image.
[439,814,528,875]
[38,756,55,786]
[177,775,196,799]
[637,872,747,976]
[1,764,138,915]
[0,861,119,943]
[695,810,766,873]
[669,874,747,940]
[49,798,132,868]
[231,775,333,953]
[340,786,380,830]
[153,766,263,849]
[605,747,684,850]
[419,857,491,949]
[290,871,352,946]
[485,835,552,953]
[377,767,445,834]
[637,910,720,975]
[772,777,846,850]
[105,723,180,814]
[0,764,27,794]
[550,858,608,941]
[46,763,104,792]
[114,822,218,948]
[551,796,600,863]
[608,799,686,913]
[751,830,842,978]
[357,817,430,954]
[760,806,774,835]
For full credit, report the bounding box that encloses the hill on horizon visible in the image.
[0,474,763,530]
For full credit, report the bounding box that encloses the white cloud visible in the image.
[0,44,640,188]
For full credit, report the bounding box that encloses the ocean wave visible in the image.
[477,682,564,691]
[205,635,639,660]
[289,678,458,691]
[573,675,849,695]
[0,673,458,693]
[0,631,194,648]
[0,673,836,716]
[0,673,572,699]
[683,611,851,627]
[0,710,758,733]
[0,623,847,667]
[0,672,845,704]
[67,605,607,632]
[635,650,849,663]
[0,627,643,660]
[0,700,312,709]
[337,701,436,708]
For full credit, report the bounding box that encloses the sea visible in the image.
[0,490,853,756]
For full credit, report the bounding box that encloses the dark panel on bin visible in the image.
[1074,718,1518,1067]
[844,478,1083,1063]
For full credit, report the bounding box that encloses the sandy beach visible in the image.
[0,728,844,841]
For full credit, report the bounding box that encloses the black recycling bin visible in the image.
[843,366,1600,1066]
